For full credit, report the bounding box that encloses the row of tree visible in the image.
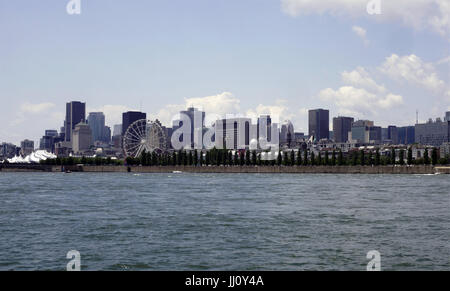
[124,148,449,167]
[40,156,123,166]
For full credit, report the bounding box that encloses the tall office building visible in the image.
[181,107,205,149]
[387,126,399,144]
[215,118,251,150]
[72,122,93,154]
[20,140,34,156]
[333,116,354,143]
[65,101,86,142]
[309,109,329,141]
[350,120,382,144]
[398,126,415,145]
[87,112,111,143]
[257,115,272,143]
[122,111,147,136]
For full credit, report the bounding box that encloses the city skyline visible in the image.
[1,0,449,145]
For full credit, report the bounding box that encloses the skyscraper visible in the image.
[87,112,111,143]
[72,122,93,154]
[309,109,329,141]
[65,101,86,142]
[387,126,399,144]
[333,116,354,143]
[122,111,147,136]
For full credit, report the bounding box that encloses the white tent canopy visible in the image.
[6,150,56,164]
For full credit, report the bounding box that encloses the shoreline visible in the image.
[1,164,449,174]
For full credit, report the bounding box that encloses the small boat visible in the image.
[172,171,182,174]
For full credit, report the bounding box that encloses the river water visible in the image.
[0,172,448,270]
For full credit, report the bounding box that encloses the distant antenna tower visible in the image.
[416,110,419,124]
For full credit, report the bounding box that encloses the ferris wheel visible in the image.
[123,119,168,158]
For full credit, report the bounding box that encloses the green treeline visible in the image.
[122,148,449,167]
[39,148,449,167]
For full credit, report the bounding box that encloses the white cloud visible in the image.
[148,92,241,127]
[341,66,385,94]
[379,54,445,92]
[19,102,55,114]
[352,25,369,45]
[318,86,402,116]
[281,0,450,37]
[437,56,450,65]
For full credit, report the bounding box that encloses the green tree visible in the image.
[391,148,396,165]
[331,150,336,166]
[252,151,257,166]
[399,149,405,165]
[317,152,322,165]
[289,150,295,166]
[324,151,329,166]
[205,151,210,165]
[424,148,430,165]
[351,152,357,166]
[296,150,302,166]
[310,152,315,166]
[303,150,308,166]
[193,150,198,166]
[375,149,380,166]
[360,150,365,166]
[431,148,438,165]
[338,150,343,166]
[407,147,413,165]
[277,151,282,166]
[368,151,373,165]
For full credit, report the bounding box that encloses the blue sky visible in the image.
[0,0,449,145]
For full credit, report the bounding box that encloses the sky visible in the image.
[0,0,449,145]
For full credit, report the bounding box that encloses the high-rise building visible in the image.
[333,116,354,143]
[87,112,111,143]
[280,120,294,147]
[445,111,450,122]
[309,109,329,141]
[0,143,17,159]
[257,115,272,143]
[350,120,381,144]
[65,101,86,142]
[181,107,205,149]
[387,126,399,144]
[113,124,122,137]
[215,118,251,150]
[20,139,34,156]
[122,111,146,136]
[72,122,93,154]
[398,126,415,145]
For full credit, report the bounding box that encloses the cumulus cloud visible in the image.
[352,25,369,45]
[341,66,386,94]
[318,86,403,116]
[148,92,241,127]
[378,54,445,92]
[281,0,450,37]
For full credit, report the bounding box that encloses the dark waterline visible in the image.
[0,172,449,271]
